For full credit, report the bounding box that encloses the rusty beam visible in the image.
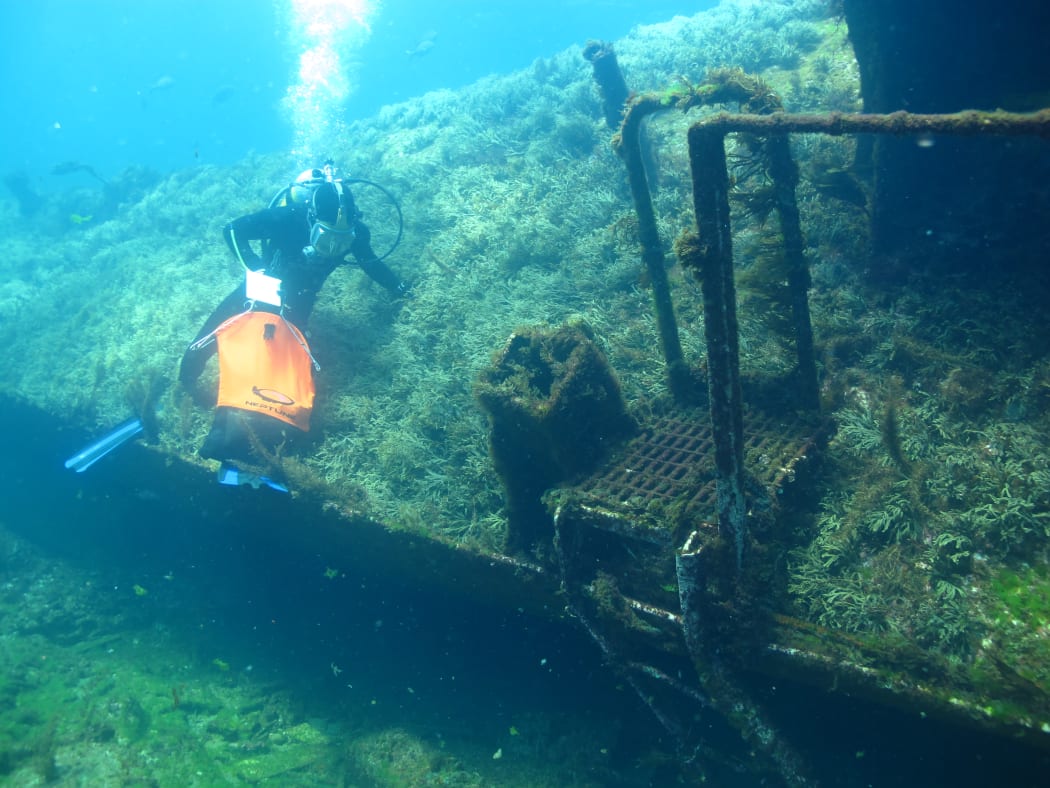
[690,108,1050,138]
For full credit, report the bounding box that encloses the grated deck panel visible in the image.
[571,408,821,517]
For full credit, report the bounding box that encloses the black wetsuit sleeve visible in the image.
[350,220,405,294]
[223,216,263,269]
[223,207,303,269]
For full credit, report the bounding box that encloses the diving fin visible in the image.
[64,417,144,473]
[218,462,289,493]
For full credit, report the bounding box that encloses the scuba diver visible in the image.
[179,162,409,476]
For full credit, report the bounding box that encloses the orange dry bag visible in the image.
[213,311,315,431]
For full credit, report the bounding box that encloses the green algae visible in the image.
[983,565,1050,691]
[992,565,1050,624]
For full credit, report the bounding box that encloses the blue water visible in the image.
[0,0,713,188]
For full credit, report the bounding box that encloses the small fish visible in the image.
[406,30,437,57]
[211,84,236,105]
[810,167,868,211]
[147,75,176,94]
[140,75,176,108]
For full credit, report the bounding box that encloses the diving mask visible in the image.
[307,180,357,258]
[308,219,356,258]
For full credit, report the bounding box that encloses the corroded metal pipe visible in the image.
[677,534,815,786]
[766,134,820,411]
[686,126,749,568]
[691,107,1050,137]
[616,99,694,402]
[582,40,630,130]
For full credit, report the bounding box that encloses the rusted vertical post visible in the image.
[582,40,629,130]
[617,98,693,403]
[687,125,748,568]
[677,534,813,785]
[766,135,820,410]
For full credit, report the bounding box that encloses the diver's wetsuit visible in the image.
[179,199,403,388]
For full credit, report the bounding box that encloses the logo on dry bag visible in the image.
[252,387,295,406]
[214,311,316,431]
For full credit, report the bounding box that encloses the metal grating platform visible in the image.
[572,408,822,517]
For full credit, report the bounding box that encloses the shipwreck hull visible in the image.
[10,392,1048,772]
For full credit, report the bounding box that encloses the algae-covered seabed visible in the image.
[3,0,1050,783]
[0,522,655,786]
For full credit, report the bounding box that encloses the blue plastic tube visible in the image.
[64,417,144,473]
